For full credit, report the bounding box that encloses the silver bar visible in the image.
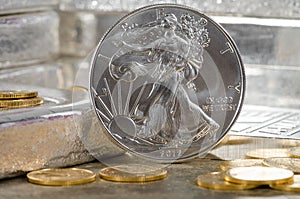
[0,57,86,89]
[0,11,59,69]
[60,0,300,19]
[0,0,58,14]
[214,16,300,67]
[59,11,98,57]
[0,83,123,179]
[60,11,300,66]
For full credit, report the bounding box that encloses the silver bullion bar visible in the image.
[214,16,300,67]
[0,11,59,69]
[0,83,123,179]
[60,0,300,19]
[244,64,300,109]
[0,0,58,14]
[59,11,300,68]
[59,12,126,57]
[59,12,98,57]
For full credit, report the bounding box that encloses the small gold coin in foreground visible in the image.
[263,157,300,174]
[220,159,264,171]
[196,172,258,190]
[288,147,300,158]
[0,90,38,99]
[270,175,300,192]
[0,97,44,108]
[225,166,294,186]
[27,168,96,186]
[99,164,167,182]
[246,148,290,159]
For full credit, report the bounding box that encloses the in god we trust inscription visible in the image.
[89,4,245,162]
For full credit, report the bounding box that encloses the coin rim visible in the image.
[224,166,294,185]
[263,157,300,174]
[220,159,264,171]
[288,147,300,158]
[196,172,258,190]
[27,168,96,186]
[270,175,300,192]
[245,148,290,159]
[99,165,168,182]
[0,90,38,99]
[0,97,44,108]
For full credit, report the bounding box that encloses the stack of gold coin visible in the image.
[224,166,294,186]
[196,171,258,190]
[0,90,44,110]
[197,165,295,191]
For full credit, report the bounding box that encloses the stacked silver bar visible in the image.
[1,0,300,178]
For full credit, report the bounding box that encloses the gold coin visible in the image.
[288,147,300,158]
[196,172,258,190]
[0,90,38,99]
[225,166,294,185]
[270,175,300,192]
[27,168,96,186]
[220,159,264,171]
[246,148,290,159]
[68,86,88,92]
[263,158,300,173]
[99,164,167,182]
[0,97,44,108]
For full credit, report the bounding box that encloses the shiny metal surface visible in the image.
[60,0,300,19]
[58,11,300,66]
[90,4,245,162]
[0,83,122,179]
[0,0,58,14]
[59,12,98,57]
[216,16,300,67]
[0,11,59,69]
[0,58,87,89]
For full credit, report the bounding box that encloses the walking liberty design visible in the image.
[94,8,220,146]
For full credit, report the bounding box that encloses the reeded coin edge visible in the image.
[99,167,168,182]
[270,175,300,192]
[27,168,96,186]
[0,90,38,99]
[0,97,44,108]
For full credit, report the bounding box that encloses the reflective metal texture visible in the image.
[0,11,59,69]
[0,0,58,14]
[59,12,98,57]
[90,4,245,162]
[60,0,300,19]
[0,83,122,179]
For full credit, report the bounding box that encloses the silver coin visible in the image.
[90,4,245,162]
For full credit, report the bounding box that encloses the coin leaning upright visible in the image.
[89,4,245,162]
